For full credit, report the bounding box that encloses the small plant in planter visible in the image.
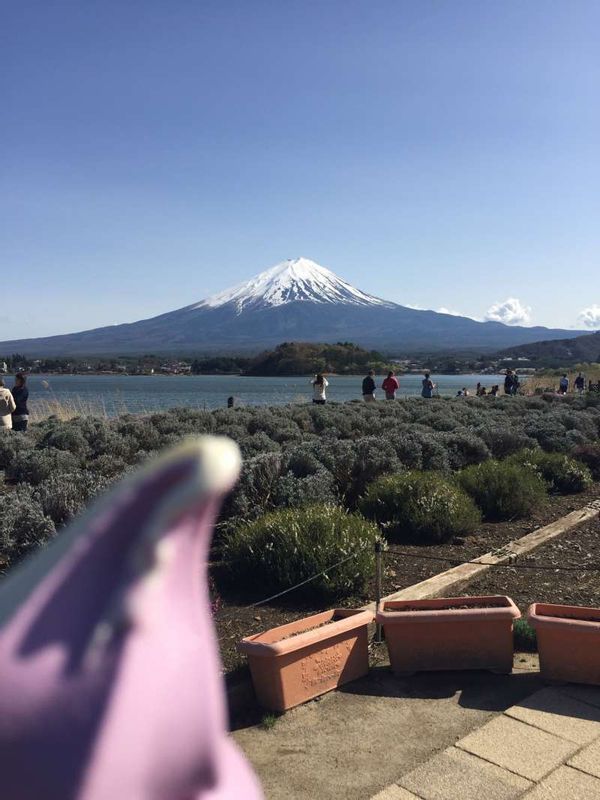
[528,603,600,685]
[238,608,373,711]
[376,595,521,676]
[513,618,537,652]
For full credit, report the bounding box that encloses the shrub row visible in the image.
[223,505,381,599]
[458,461,547,521]
[1,394,598,586]
[359,472,480,543]
[226,447,594,598]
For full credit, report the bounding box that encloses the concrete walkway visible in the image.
[233,652,543,800]
[372,684,600,800]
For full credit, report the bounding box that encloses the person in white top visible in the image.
[311,374,329,405]
[0,378,17,429]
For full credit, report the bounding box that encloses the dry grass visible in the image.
[524,365,600,395]
[28,381,142,421]
[29,396,110,422]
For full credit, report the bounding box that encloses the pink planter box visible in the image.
[528,602,600,686]
[237,608,373,711]
[376,595,521,676]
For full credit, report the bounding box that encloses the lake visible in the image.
[5,373,512,417]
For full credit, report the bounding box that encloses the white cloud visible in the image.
[484,297,532,326]
[437,307,463,317]
[578,304,600,329]
[408,304,479,320]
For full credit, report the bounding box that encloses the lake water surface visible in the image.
[11,373,511,417]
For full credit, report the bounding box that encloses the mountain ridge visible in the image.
[0,258,586,356]
[498,330,600,367]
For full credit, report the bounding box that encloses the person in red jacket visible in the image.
[381,370,400,400]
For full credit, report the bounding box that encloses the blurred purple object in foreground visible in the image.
[0,437,263,800]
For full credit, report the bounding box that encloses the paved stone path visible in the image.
[233,654,543,800]
[370,684,600,800]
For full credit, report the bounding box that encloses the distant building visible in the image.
[159,361,192,375]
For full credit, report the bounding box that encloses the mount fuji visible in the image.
[0,258,584,356]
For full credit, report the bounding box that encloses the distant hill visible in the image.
[245,341,390,376]
[497,330,600,367]
[0,258,586,356]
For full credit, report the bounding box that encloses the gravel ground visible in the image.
[466,515,600,613]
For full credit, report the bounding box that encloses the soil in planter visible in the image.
[536,610,600,622]
[279,614,347,641]
[391,601,508,612]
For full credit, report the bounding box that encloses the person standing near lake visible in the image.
[421,372,435,398]
[0,379,16,429]
[11,373,29,431]
[311,373,328,405]
[362,370,376,402]
[559,374,569,395]
[381,370,399,400]
[575,372,585,394]
[504,370,514,395]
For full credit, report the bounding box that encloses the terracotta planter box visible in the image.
[237,608,373,711]
[376,595,521,676]
[528,602,600,685]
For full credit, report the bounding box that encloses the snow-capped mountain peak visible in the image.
[195,258,393,313]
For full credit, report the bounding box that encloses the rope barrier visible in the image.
[384,546,600,572]
[213,545,367,630]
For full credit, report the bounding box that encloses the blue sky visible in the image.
[2,0,599,338]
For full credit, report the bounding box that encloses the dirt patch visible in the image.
[376,482,600,600]
[216,483,600,676]
[466,515,600,614]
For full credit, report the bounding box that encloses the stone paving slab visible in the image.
[505,687,600,744]
[568,738,600,779]
[559,684,600,710]
[456,715,578,782]
[522,765,600,799]
[370,786,422,800]
[398,745,531,800]
[235,662,542,800]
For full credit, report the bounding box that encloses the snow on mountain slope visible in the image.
[193,257,394,313]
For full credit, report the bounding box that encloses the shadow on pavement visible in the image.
[339,664,544,713]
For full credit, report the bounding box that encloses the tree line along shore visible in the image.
[4,341,598,379]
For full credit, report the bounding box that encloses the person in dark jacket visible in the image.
[421,373,435,398]
[504,370,514,395]
[362,370,376,402]
[11,373,29,432]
